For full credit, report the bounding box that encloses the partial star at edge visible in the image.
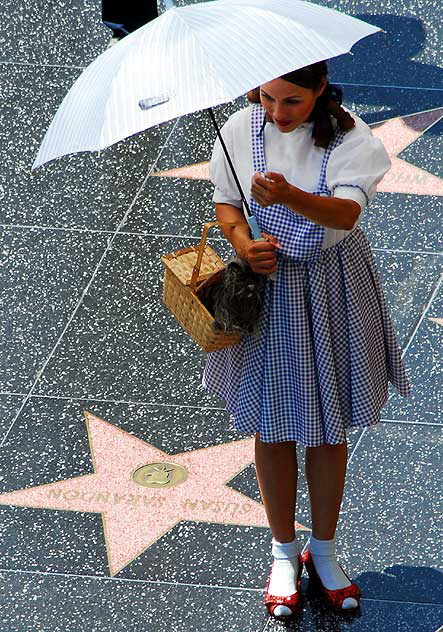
[154,107,443,197]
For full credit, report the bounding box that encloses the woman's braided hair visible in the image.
[247,61,355,149]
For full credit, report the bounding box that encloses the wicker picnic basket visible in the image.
[161,222,242,352]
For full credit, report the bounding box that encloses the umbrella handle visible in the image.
[190,221,244,292]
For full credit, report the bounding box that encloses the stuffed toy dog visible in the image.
[199,256,266,337]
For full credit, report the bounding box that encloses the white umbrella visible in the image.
[33,0,381,171]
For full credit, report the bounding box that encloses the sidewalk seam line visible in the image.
[2,62,443,92]
[1,225,442,257]
[0,567,441,607]
[0,392,441,426]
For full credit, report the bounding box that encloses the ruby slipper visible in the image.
[302,549,361,612]
[264,553,304,620]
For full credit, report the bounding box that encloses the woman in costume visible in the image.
[202,61,411,620]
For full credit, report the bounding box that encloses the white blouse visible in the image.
[209,105,391,249]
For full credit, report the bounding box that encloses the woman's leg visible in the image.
[304,441,347,539]
[254,433,298,542]
[304,441,359,609]
[255,433,301,616]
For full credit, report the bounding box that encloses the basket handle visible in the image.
[189,221,244,292]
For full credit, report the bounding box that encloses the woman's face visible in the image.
[260,78,326,133]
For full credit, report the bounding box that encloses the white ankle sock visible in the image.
[309,535,358,609]
[268,536,300,617]
[268,536,300,595]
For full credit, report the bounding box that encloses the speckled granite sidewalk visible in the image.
[0,1,442,631]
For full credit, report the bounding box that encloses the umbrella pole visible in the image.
[206,108,252,218]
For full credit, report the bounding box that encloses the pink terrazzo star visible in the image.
[0,412,308,576]
[154,107,443,197]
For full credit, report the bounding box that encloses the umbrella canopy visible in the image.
[33,0,381,169]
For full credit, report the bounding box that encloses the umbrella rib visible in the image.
[167,8,239,99]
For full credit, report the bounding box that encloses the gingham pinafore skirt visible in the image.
[202,105,412,446]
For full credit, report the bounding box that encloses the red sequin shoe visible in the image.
[264,553,303,621]
[302,549,361,612]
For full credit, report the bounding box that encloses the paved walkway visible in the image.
[1,1,442,630]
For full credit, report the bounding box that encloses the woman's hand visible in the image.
[251,172,291,207]
[242,232,282,276]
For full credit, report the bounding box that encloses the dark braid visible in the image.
[305,80,355,148]
[247,61,355,149]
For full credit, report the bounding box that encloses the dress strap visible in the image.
[314,128,347,196]
[251,104,267,174]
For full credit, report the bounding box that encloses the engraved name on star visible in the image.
[153,107,443,197]
[0,411,308,576]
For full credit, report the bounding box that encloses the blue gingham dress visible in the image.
[202,105,411,446]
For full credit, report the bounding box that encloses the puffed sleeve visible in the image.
[209,114,243,208]
[326,116,391,211]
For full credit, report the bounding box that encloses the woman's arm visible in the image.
[251,172,361,231]
[215,203,252,259]
[215,203,279,275]
[285,187,360,231]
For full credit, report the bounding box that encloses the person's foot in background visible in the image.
[104,24,128,48]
